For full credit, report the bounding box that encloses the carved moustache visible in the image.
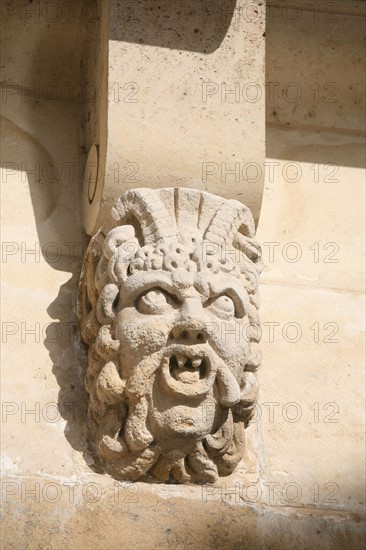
[123,344,241,451]
[95,345,241,458]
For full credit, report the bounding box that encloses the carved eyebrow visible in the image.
[120,271,180,307]
[205,280,249,318]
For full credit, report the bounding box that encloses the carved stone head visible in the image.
[78,188,262,483]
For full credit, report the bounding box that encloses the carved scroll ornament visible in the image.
[78,188,262,483]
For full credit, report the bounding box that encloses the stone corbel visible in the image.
[79,0,265,483]
[82,0,265,235]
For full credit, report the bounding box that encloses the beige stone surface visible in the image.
[257,127,365,292]
[259,283,365,510]
[85,0,266,233]
[1,0,84,96]
[258,0,365,517]
[0,98,85,479]
[2,475,365,550]
[1,0,365,548]
[266,0,365,132]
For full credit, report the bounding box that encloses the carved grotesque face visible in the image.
[116,259,251,447]
[79,188,261,483]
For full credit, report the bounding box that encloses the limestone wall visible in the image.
[257,0,365,525]
[1,1,365,548]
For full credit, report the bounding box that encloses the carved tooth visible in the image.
[192,358,202,369]
[176,354,186,368]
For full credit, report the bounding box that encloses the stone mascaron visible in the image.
[78,188,262,483]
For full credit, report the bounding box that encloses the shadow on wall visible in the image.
[265,3,366,168]
[1,111,91,463]
[0,0,92,463]
[266,127,366,170]
[109,0,237,52]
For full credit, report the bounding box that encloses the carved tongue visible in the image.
[176,369,200,384]
[170,355,202,384]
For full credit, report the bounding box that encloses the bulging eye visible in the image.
[137,289,172,315]
[207,295,235,319]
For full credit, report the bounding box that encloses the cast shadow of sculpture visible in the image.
[45,275,90,458]
[109,0,237,53]
[0,112,92,466]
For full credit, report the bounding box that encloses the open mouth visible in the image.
[159,345,216,398]
[169,354,208,384]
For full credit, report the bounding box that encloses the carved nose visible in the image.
[169,323,208,344]
[169,299,208,343]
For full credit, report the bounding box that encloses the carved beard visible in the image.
[94,345,246,483]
